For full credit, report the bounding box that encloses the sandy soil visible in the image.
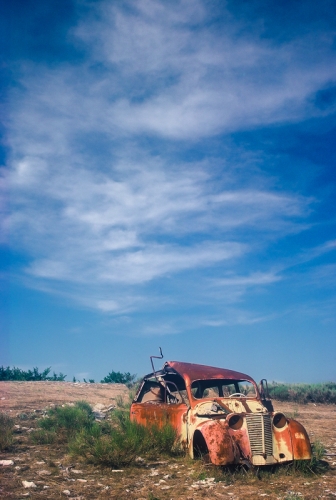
[0,381,335,500]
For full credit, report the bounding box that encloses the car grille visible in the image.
[246,414,273,457]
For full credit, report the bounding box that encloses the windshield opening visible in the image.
[191,379,256,399]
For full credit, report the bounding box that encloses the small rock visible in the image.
[0,460,14,466]
[43,486,50,489]
[22,481,37,488]
[93,403,105,411]
[77,479,87,483]
[93,411,105,420]
[38,470,51,476]
[71,469,83,474]
[111,469,124,472]
[62,490,71,496]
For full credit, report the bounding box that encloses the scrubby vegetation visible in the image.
[0,366,66,381]
[100,370,136,386]
[31,401,180,468]
[0,365,138,385]
[290,440,327,475]
[0,413,14,451]
[268,382,336,404]
[70,410,179,467]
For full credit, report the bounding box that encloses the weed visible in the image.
[0,413,14,451]
[31,399,178,468]
[115,394,128,409]
[297,440,327,474]
[147,493,160,500]
[30,429,56,445]
[37,401,94,441]
[18,412,29,420]
[69,414,180,467]
[288,406,299,419]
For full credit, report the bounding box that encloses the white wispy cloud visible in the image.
[213,272,281,287]
[6,0,330,317]
[72,0,336,139]
[0,168,9,245]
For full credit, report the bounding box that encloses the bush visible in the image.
[0,413,13,451]
[31,399,180,467]
[30,429,56,445]
[69,415,179,467]
[268,382,336,404]
[101,370,136,386]
[36,401,94,441]
[0,366,66,381]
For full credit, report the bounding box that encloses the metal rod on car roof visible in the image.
[150,347,163,382]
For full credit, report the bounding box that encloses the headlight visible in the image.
[227,414,243,430]
[273,412,287,429]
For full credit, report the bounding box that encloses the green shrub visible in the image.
[101,370,136,386]
[30,429,56,445]
[0,366,66,381]
[69,414,180,467]
[0,413,14,451]
[37,401,94,440]
[268,382,336,404]
[32,400,180,467]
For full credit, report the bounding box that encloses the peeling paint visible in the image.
[130,360,312,466]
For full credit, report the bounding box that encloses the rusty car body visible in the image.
[130,360,312,467]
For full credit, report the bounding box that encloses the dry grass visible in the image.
[0,382,336,499]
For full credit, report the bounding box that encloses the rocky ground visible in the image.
[0,381,336,500]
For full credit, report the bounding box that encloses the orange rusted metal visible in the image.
[130,359,312,467]
[288,419,312,460]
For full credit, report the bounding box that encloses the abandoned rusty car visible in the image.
[130,359,312,467]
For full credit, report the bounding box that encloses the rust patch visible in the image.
[288,419,312,460]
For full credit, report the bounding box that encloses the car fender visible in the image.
[194,419,240,465]
[288,418,312,460]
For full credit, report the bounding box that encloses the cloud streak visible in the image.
[5,0,335,322]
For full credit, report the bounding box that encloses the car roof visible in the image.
[164,361,255,385]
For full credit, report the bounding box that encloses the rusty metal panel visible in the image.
[130,402,188,443]
[131,358,312,468]
[288,419,312,460]
[165,361,255,386]
[196,420,240,465]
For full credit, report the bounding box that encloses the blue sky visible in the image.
[1,0,336,383]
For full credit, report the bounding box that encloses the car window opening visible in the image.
[191,379,256,399]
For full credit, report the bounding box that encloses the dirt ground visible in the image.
[0,381,335,500]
